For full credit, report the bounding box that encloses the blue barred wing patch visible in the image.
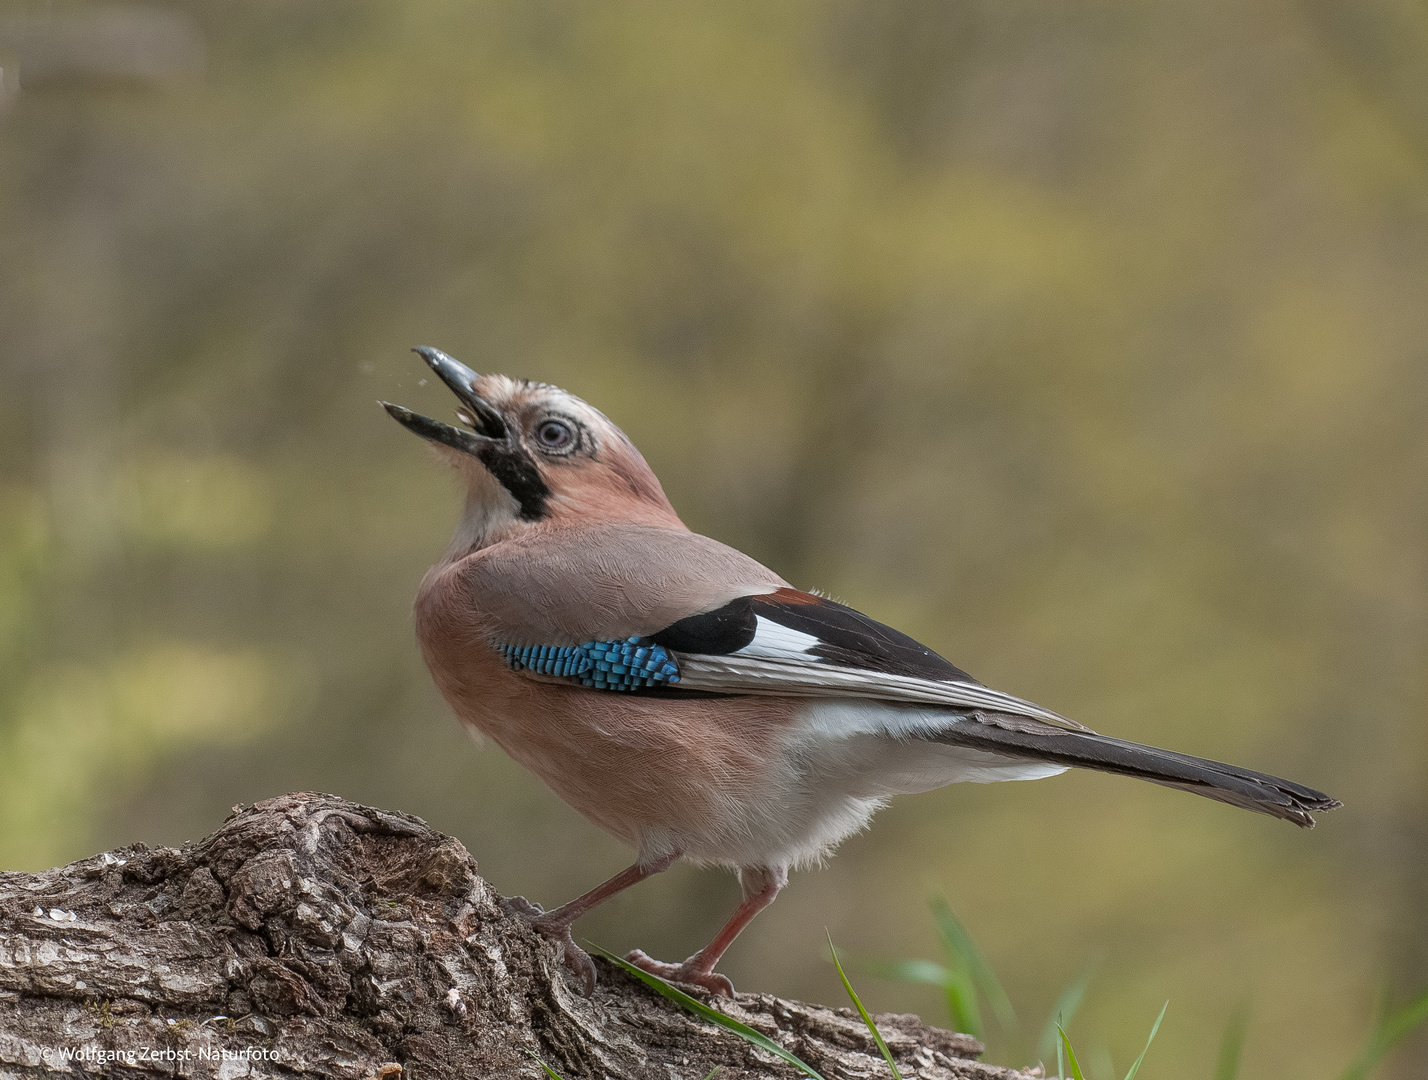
[497,636,681,692]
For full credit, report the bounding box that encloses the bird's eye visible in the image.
[535,419,575,452]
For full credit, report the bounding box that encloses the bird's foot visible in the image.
[499,894,545,919]
[624,948,735,997]
[500,896,598,996]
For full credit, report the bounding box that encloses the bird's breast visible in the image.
[414,562,815,857]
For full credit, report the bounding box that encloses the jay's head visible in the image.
[382,347,681,546]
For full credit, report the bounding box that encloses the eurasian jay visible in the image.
[382,346,1340,997]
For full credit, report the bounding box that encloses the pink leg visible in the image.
[626,864,787,997]
[504,851,679,995]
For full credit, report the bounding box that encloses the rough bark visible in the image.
[0,792,1039,1080]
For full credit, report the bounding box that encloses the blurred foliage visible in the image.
[1,1,1425,1076]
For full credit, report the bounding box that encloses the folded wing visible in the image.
[470,530,1341,826]
[652,587,1091,732]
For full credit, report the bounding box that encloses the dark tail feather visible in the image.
[929,715,1342,827]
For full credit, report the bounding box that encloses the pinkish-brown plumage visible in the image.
[388,358,826,993]
[416,554,804,859]
[383,347,1340,996]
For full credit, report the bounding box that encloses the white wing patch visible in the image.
[672,649,1091,732]
[734,616,821,660]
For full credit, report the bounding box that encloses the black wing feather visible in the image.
[751,590,977,683]
[651,587,977,684]
[650,596,759,654]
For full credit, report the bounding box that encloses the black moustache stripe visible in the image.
[477,443,550,521]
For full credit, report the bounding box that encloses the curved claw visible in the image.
[625,948,736,997]
[500,895,546,920]
[557,935,598,996]
[501,896,599,995]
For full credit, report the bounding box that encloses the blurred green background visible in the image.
[2,1,1425,1076]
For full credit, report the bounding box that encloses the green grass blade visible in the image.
[858,957,953,986]
[1056,1023,1087,1080]
[929,895,1017,1030]
[1056,1012,1066,1079]
[700,1069,724,1080]
[593,946,828,1080]
[828,932,903,1080]
[857,952,981,1038]
[1335,986,1428,1080]
[1037,960,1100,1063]
[1121,1001,1168,1080]
[944,966,983,1037]
[524,1051,568,1080]
[1214,1003,1250,1080]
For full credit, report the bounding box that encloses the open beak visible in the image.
[381,346,508,457]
